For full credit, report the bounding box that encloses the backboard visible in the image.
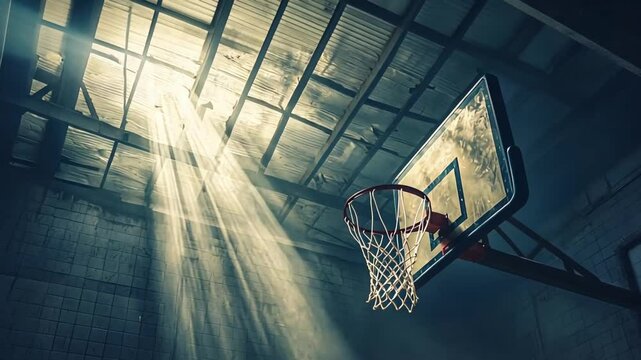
[394,74,528,287]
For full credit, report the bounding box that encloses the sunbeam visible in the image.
[144,75,355,359]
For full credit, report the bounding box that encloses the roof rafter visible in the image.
[259,0,348,171]
[37,0,104,178]
[277,0,428,220]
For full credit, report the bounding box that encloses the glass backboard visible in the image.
[394,74,528,287]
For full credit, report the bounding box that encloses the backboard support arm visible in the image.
[460,219,641,311]
[506,217,598,280]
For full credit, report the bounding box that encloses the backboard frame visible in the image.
[393,74,529,288]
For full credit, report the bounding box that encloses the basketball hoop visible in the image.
[344,184,448,312]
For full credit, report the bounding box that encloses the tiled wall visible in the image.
[508,151,641,360]
[0,179,370,359]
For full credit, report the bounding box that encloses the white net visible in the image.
[344,188,431,313]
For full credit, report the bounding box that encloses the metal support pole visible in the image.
[507,217,598,280]
[461,244,641,311]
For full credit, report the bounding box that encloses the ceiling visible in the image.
[3,0,640,257]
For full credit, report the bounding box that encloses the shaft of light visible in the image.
[145,79,355,359]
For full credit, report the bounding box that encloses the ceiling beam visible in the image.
[190,0,234,101]
[259,0,347,171]
[277,0,427,220]
[37,0,103,178]
[337,0,487,200]
[1,94,347,210]
[0,0,45,165]
[504,0,641,77]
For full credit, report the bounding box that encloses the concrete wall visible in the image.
[505,149,641,360]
